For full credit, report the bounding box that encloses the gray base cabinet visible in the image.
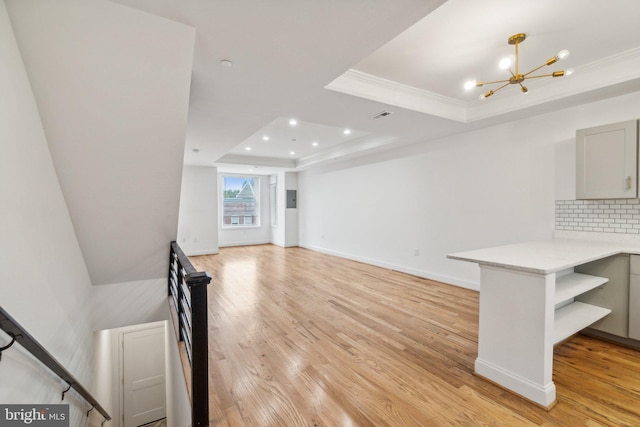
[575,254,630,338]
[629,255,640,340]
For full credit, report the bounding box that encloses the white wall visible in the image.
[6,0,195,286]
[165,322,191,427]
[271,171,299,247]
[178,165,219,256]
[298,91,640,290]
[269,174,279,244]
[0,2,95,424]
[91,279,170,332]
[219,174,271,247]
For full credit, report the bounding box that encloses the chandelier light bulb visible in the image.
[464,80,476,90]
[499,57,512,70]
[565,68,575,76]
[557,49,570,60]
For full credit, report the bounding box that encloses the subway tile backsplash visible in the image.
[556,199,640,234]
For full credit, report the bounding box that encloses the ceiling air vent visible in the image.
[370,110,393,119]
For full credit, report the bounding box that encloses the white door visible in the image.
[122,327,166,427]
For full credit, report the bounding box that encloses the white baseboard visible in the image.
[475,358,556,408]
[270,240,298,248]
[183,248,219,256]
[219,240,270,248]
[298,242,479,291]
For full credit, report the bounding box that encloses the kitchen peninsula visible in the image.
[448,233,640,409]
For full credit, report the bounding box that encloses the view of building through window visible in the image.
[222,176,259,227]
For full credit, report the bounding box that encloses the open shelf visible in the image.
[554,301,611,345]
[555,273,608,305]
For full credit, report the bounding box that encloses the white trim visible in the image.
[299,242,479,291]
[219,240,270,248]
[475,357,556,408]
[325,47,640,124]
[216,154,296,169]
[325,69,468,122]
[182,248,219,256]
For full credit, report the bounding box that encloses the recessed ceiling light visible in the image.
[312,142,319,147]
[192,148,200,153]
[245,146,252,151]
[262,135,269,141]
[343,129,351,135]
[289,151,295,155]
[289,118,297,126]
[220,59,233,67]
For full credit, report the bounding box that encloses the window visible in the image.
[222,176,259,228]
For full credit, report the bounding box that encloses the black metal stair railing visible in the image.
[168,241,211,427]
[0,306,111,424]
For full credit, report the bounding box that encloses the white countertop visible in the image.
[447,231,640,274]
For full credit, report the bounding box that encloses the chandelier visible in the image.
[464,33,572,99]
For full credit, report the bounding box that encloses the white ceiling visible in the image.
[353,0,640,102]
[225,117,369,160]
[6,0,195,285]
[110,0,640,173]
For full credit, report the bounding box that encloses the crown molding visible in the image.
[296,134,397,169]
[325,69,468,122]
[326,47,640,124]
[215,154,296,169]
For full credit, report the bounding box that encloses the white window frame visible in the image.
[221,174,260,229]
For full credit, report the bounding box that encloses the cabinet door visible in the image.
[576,120,638,199]
[575,254,630,338]
[630,275,640,340]
[630,256,640,340]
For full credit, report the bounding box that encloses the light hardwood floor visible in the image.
[189,245,640,426]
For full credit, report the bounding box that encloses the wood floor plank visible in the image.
[189,244,640,426]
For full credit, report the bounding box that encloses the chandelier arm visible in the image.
[491,81,512,94]
[523,63,552,77]
[476,78,512,86]
[525,73,560,79]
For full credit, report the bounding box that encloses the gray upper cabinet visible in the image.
[576,120,638,199]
